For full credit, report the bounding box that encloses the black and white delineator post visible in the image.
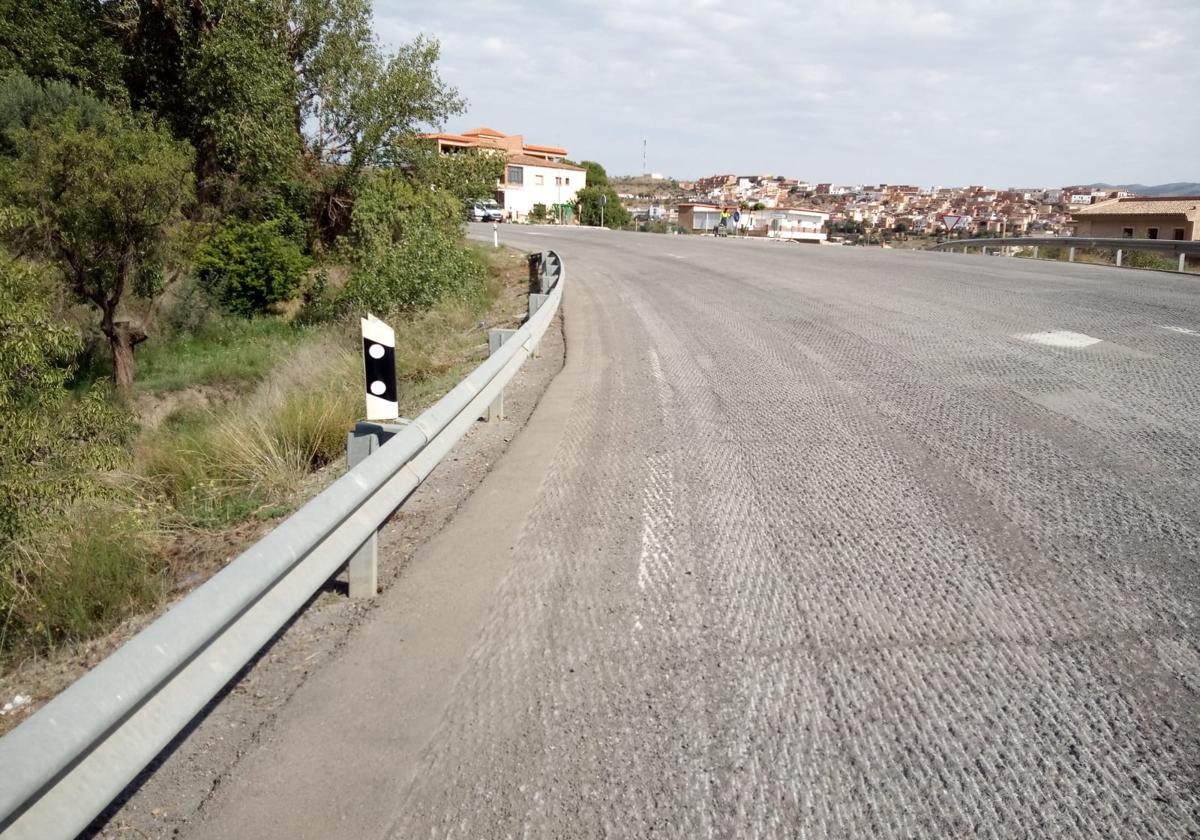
[361,313,397,420]
[344,314,399,599]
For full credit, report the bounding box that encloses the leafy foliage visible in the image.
[397,141,505,203]
[0,253,132,544]
[0,105,195,388]
[114,0,299,192]
[0,0,126,103]
[576,160,609,187]
[196,221,309,316]
[0,71,109,156]
[338,171,484,314]
[577,185,630,228]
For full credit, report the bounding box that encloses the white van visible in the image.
[466,199,503,222]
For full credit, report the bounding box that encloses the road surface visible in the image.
[189,227,1200,839]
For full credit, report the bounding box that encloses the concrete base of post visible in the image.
[484,328,517,421]
[345,420,410,598]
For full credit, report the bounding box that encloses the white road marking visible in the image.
[1159,325,1200,336]
[1015,330,1102,349]
[666,253,687,260]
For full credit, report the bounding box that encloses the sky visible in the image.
[374,0,1200,188]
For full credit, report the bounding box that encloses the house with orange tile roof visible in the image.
[419,127,585,221]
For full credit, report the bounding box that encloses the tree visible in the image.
[0,0,126,103]
[576,185,630,228]
[1,110,195,390]
[0,71,108,156]
[395,141,504,204]
[195,220,309,316]
[113,0,299,197]
[337,170,483,314]
[303,31,465,236]
[574,160,609,188]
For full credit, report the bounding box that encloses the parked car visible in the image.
[466,200,503,222]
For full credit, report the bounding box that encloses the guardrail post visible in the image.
[1068,247,1076,262]
[345,428,379,597]
[1033,245,1039,259]
[345,420,411,597]
[1116,248,1123,267]
[1181,253,1187,273]
[484,328,518,420]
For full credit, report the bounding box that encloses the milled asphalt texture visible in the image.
[200,226,1200,839]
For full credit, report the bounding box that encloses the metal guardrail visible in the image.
[929,236,1200,272]
[0,251,566,840]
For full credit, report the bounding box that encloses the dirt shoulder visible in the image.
[77,305,564,838]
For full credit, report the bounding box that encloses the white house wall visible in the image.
[500,163,586,220]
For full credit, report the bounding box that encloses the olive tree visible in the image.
[2,111,194,390]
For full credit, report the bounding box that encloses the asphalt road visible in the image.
[193,227,1200,839]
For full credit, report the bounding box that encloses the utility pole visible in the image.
[642,139,647,175]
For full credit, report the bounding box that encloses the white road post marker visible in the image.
[361,314,398,420]
[493,221,499,249]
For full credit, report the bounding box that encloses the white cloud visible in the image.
[372,0,1200,185]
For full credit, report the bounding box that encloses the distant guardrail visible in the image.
[0,251,566,840]
[929,236,1200,272]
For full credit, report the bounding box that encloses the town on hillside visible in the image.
[613,174,1200,243]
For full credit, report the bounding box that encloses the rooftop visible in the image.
[506,153,584,172]
[1074,197,1200,217]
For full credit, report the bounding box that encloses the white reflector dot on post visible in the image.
[369,380,386,395]
[368,343,384,359]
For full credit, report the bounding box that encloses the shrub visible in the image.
[195,220,309,316]
[1124,250,1178,271]
[140,339,360,528]
[1,505,160,656]
[337,170,485,316]
[530,203,548,223]
[0,253,133,544]
[0,253,148,658]
[340,226,486,314]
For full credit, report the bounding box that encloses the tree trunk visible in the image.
[107,321,148,393]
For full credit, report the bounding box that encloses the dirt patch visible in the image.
[133,383,238,432]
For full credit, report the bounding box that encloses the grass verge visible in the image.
[0,243,529,682]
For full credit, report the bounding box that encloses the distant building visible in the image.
[743,208,831,242]
[1072,197,1200,240]
[678,203,723,232]
[418,126,585,221]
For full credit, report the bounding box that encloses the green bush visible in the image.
[337,170,485,316]
[0,252,149,658]
[1124,250,1178,271]
[195,220,309,316]
[341,226,486,314]
[0,253,132,543]
[1,505,161,656]
[530,203,548,223]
